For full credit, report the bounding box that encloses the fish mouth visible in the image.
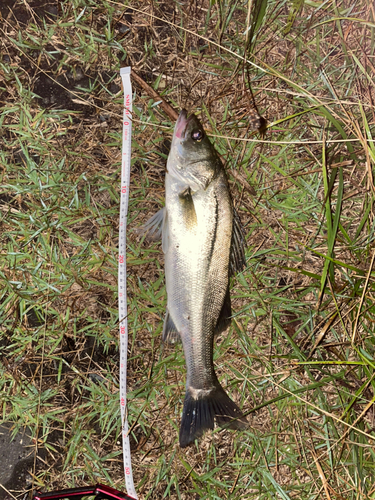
[174,109,193,139]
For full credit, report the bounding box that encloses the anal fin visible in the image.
[162,308,181,344]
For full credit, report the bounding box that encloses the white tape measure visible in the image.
[118,67,137,499]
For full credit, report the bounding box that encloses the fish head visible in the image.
[167,110,218,190]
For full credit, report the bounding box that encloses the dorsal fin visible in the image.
[215,286,231,335]
[230,207,246,276]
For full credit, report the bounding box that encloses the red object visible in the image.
[33,484,136,500]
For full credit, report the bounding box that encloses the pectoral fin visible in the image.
[179,187,197,229]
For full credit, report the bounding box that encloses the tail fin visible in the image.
[179,382,247,448]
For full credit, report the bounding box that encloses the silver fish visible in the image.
[142,110,247,447]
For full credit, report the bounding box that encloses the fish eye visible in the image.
[191,129,204,142]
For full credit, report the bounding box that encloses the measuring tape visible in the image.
[118,67,137,500]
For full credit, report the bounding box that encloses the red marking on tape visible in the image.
[121,397,125,406]
[125,95,131,115]
[120,326,126,335]
[125,467,130,475]
[119,255,124,263]
[122,186,127,194]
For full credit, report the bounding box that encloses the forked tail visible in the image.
[179,381,248,448]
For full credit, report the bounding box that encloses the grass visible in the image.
[1,0,375,498]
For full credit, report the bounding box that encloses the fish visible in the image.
[141,109,248,447]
